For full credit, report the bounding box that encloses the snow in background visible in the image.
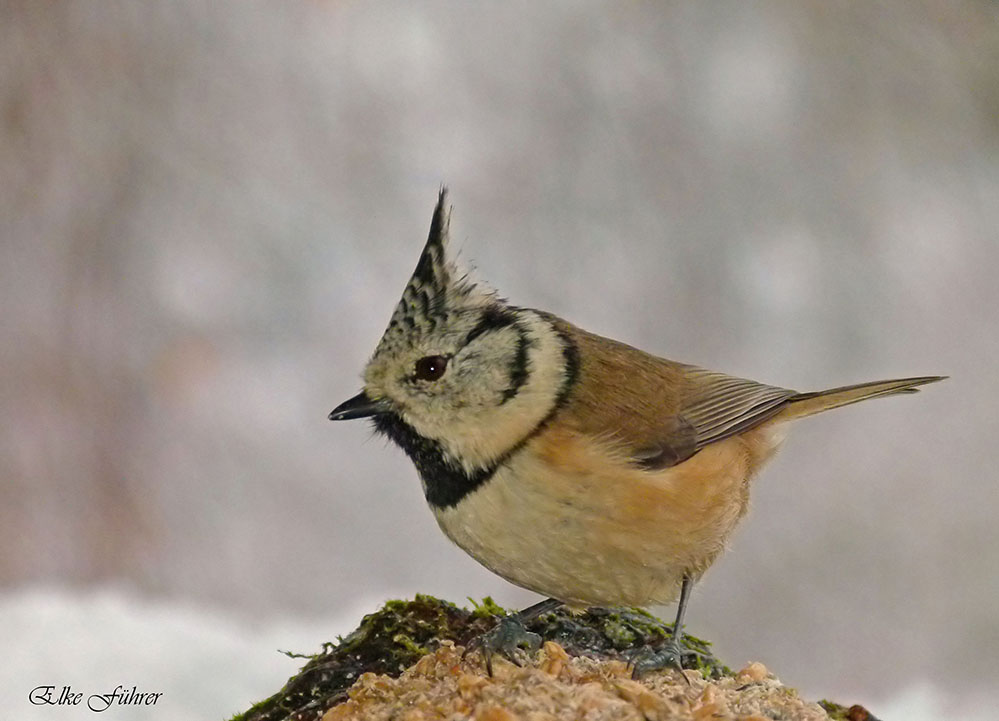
[0,587,369,721]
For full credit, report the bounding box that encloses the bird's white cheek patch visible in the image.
[434,312,570,473]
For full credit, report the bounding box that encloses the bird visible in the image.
[329,188,944,674]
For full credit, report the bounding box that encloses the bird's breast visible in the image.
[432,423,787,607]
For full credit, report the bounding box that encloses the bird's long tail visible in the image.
[775,375,946,422]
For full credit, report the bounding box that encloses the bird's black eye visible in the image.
[414,355,448,381]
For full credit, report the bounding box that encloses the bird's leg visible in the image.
[630,575,707,679]
[465,597,563,675]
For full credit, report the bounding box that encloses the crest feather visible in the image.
[410,186,453,291]
[378,189,496,350]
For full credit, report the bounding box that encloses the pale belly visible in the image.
[432,425,787,607]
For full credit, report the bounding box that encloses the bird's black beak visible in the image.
[328,391,393,421]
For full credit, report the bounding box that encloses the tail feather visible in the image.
[776,375,946,422]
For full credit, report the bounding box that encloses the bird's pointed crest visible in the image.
[376,188,493,352]
[408,186,454,296]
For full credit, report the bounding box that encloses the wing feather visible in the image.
[549,318,796,470]
[680,368,795,449]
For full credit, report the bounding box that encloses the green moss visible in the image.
[525,605,729,678]
[390,632,429,656]
[467,595,508,620]
[818,699,850,719]
[601,618,637,648]
[229,595,499,721]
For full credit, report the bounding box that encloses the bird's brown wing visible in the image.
[553,319,795,470]
[623,367,795,470]
[680,367,795,449]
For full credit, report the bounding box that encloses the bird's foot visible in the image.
[628,637,707,682]
[464,614,542,676]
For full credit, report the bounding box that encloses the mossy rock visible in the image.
[230,595,730,721]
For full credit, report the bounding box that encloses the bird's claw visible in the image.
[464,615,542,675]
[628,638,704,683]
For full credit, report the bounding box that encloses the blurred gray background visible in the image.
[2,0,997,711]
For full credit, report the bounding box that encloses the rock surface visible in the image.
[231,596,875,721]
